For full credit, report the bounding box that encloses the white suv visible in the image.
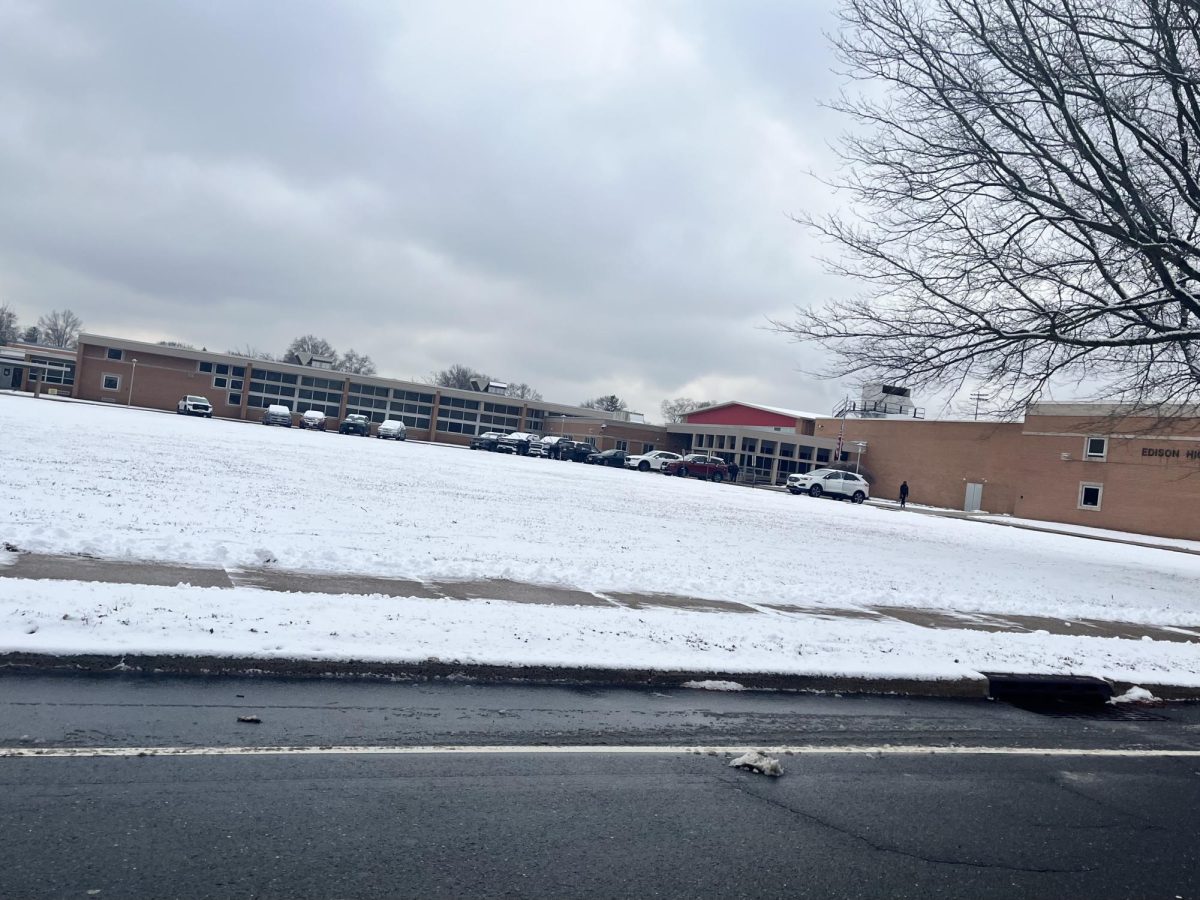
[625,450,682,472]
[787,468,870,503]
[176,395,213,418]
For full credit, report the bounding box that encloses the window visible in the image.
[228,393,242,407]
[816,448,830,464]
[1084,436,1108,461]
[229,379,243,391]
[106,348,123,361]
[615,440,628,451]
[1079,482,1103,509]
[215,363,230,376]
[213,376,228,389]
[102,373,121,391]
[232,366,246,378]
[198,361,213,373]
[642,443,655,454]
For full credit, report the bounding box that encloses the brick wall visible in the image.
[1015,413,1200,540]
[812,418,1026,512]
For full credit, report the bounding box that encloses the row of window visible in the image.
[28,359,76,386]
[251,368,299,385]
[198,361,246,378]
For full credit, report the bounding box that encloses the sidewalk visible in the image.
[2,551,1198,699]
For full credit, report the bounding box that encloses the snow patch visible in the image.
[1109,686,1161,704]
[682,680,746,691]
[728,750,783,777]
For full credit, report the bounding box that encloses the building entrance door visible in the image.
[964,482,983,512]
[3,366,21,389]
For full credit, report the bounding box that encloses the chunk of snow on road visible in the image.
[728,750,783,776]
[682,680,746,691]
[1109,686,1161,704]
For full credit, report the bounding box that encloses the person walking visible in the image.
[899,480,909,508]
[727,461,740,483]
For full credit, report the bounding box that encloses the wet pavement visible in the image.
[3,551,1198,644]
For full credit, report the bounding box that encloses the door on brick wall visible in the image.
[3,366,20,389]
[964,482,983,512]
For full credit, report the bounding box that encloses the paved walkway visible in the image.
[3,552,1197,645]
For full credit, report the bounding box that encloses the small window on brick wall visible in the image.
[102,373,121,391]
[1084,436,1108,461]
[1078,482,1103,510]
[106,348,123,361]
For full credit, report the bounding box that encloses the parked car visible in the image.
[262,404,293,427]
[498,432,539,455]
[786,468,870,503]
[177,395,213,418]
[377,419,407,441]
[625,450,681,472]
[587,449,628,468]
[540,435,566,458]
[559,440,599,462]
[662,454,729,482]
[470,431,505,451]
[338,414,370,436]
[299,410,327,431]
[527,436,545,457]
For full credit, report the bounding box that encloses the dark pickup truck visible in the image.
[470,431,505,451]
[558,440,599,462]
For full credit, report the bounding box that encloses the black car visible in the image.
[470,431,505,451]
[338,414,371,436]
[587,449,628,468]
[559,441,599,462]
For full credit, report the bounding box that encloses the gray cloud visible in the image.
[0,0,854,419]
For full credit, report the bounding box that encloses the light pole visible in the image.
[850,440,867,474]
[127,358,138,407]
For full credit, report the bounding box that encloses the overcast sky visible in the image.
[0,0,859,420]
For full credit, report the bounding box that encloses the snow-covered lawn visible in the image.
[2,394,1199,684]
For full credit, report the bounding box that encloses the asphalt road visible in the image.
[2,675,1199,899]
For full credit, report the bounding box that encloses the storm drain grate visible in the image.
[1006,700,1167,721]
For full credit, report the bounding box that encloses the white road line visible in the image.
[3,745,1200,759]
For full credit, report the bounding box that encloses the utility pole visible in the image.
[970,392,988,421]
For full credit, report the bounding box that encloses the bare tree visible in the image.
[157,340,196,350]
[660,397,713,423]
[582,394,627,412]
[504,382,543,401]
[778,0,1200,414]
[228,344,276,361]
[0,303,18,345]
[429,364,490,390]
[21,326,41,345]
[338,349,377,376]
[36,309,83,349]
[283,335,339,364]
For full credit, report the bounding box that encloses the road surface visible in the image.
[2,675,1197,899]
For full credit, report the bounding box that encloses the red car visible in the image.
[662,454,730,482]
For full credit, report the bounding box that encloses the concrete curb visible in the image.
[0,652,992,698]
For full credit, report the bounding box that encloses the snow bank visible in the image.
[3,579,1199,686]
